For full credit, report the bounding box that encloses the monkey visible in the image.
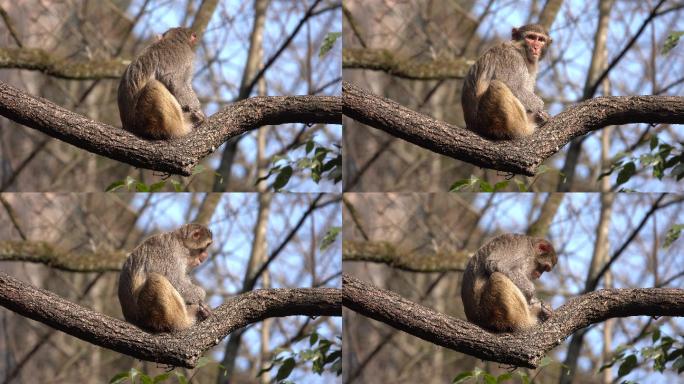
[461,24,552,140]
[460,233,557,333]
[117,27,206,140]
[118,223,213,332]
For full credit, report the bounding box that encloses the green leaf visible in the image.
[483,372,497,384]
[662,31,684,54]
[449,177,477,192]
[664,224,684,248]
[275,357,296,381]
[152,372,171,383]
[452,371,474,383]
[514,179,528,192]
[305,139,315,154]
[671,164,684,181]
[309,332,319,346]
[478,180,494,192]
[170,179,183,192]
[496,372,513,382]
[273,166,293,191]
[673,356,684,373]
[109,372,130,384]
[125,176,137,190]
[617,354,638,378]
[616,162,636,185]
[320,227,341,250]
[319,32,342,57]
[149,181,166,192]
[140,374,153,384]
[135,182,150,192]
[652,328,661,342]
[493,181,509,192]
[105,180,126,192]
[175,373,188,384]
[650,135,659,150]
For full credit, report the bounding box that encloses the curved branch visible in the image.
[0,81,342,176]
[343,240,467,272]
[0,240,124,272]
[343,81,684,176]
[343,48,472,80]
[343,274,684,368]
[0,47,125,79]
[0,271,341,368]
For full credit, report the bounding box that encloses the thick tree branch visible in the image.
[0,81,341,176]
[343,274,684,369]
[0,240,124,272]
[343,81,684,176]
[0,271,341,368]
[0,47,124,79]
[343,48,472,80]
[343,240,467,272]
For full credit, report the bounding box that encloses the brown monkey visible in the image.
[461,24,552,139]
[460,233,557,333]
[117,27,206,139]
[118,223,213,332]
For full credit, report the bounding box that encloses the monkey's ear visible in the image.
[512,27,522,40]
[536,241,553,254]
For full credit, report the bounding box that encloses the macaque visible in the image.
[117,27,206,139]
[460,233,557,333]
[118,223,213,332]
[461,24,552,139]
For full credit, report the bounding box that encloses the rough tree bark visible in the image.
[342,81,684,176]
[0,271,341,369]
[342,274,684,369]
[0,81,341,176]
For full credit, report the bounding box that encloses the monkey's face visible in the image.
[523,32,549,62]
[531,240,557,279]
[180,224,213,268]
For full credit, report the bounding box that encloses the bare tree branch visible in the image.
[343,240,467,272]
[342,81,684,176]
[0,48,124,79]
[0,240,124,272]
[0,81,341,176]
[342,274,684,369]
[343,48,472,80]
[0,271,341,368]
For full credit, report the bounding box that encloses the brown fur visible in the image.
[117,27,205,140]
[461,24,551,140]
[461,234,557,333]
[118,224,213,332]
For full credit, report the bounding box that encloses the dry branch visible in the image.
[0,47,124,79]
[0,240,125,272]
[0,271,341,368]
[343,274,684,368]
[0,81,341,176]
[343,240,467,272]
[343,81,684,176]
[343,48,472,80]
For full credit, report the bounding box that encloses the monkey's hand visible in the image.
[535,110,551,126]
[197,301,212,321]
[538,301,553,322]
[181,106,206,127]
